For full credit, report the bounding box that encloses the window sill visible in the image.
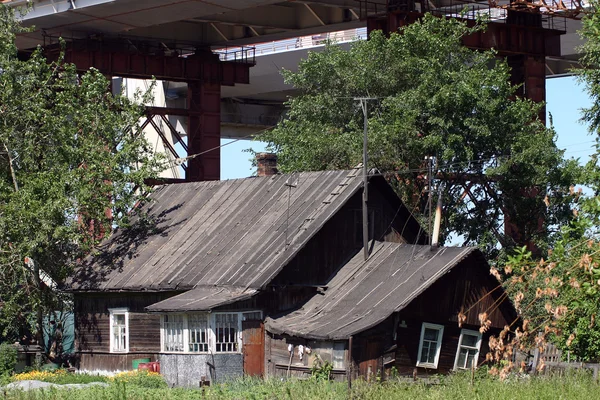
[416,363,438,369]
[110,350,129,354]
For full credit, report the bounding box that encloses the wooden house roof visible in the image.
[70,168,372,292]
[266,242,486,340]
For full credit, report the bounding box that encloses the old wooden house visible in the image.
[68,162,517,386]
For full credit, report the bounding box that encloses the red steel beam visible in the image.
[367,12,562,58]
[45,43,251,85]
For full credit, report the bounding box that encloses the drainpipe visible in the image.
[347,336,353,391]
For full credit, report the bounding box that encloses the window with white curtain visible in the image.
[109,308,129,353]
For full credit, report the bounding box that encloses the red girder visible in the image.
[45,41,251,85]
[367,12,562,58]
[44,39,253,182]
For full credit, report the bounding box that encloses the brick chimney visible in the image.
[256,152,278,177]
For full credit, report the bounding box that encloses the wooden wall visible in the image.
[74,292,178,371]
[390,317,496,375]
[398,255,517,330]
[79,352,158,372]
[349,255,516,378]
[271,182,422,289]
[265,333,348,381]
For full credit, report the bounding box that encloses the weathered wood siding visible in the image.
[271,183,423,289]
[398,257,516,330]
[79,352,159,372]
[266,333,348,381]
[391,317,496,375]
[74,292,178,371]
[351,258,514,378]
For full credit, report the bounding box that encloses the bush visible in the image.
[0,343,17,375]
[110,370,167,389]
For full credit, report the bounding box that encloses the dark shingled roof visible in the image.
[146,287,257,312]
[266,242,481,340]
[69,169,362,292]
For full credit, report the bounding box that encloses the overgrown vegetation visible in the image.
[0,343,17,376]
[0,5,161,346]
[489,0,600,365]
[0,372,597,399]
[12,369,107,385]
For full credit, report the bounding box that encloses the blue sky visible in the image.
[220,75,595,180]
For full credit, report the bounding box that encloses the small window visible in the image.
[188,314,209,352]
[416,322,444,369]
[109,308,129,353]
[332,342,346,369]
[454,329,482,370]
[215,313,239,352]
[242,311,262,321]
[163,314,184,352]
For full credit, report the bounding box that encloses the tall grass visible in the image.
[0,370,597,399]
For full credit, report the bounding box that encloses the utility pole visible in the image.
[355,98,376,261]
[426,156,433,244]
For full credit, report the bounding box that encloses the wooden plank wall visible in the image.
[391,317,494,375]
[398,257,517,330]
[79,352,158,372]
[265,333,349,379]
[74,292,178,371]
[271,187,413,288]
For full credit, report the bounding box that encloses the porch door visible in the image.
[242,320,264,377]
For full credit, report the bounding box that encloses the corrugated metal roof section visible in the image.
[266,242,479,340]
[70,169,362,292]
[146,286,257,312]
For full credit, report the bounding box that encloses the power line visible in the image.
[161,124,276,169]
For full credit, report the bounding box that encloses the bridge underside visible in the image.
[9,0,583,181]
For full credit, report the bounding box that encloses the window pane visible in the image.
[420,341,436,364]
[466,349,477,368]
[111,313,127,352]
[462,334,478,347]
[424,328,439,341]
[163,314,184,352]
[215,313,238,353]
[188,314,209,352]
[242,312,262,321]
[333,342,345,369]
[419,326,443,366]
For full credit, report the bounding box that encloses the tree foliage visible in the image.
[490,1,600,364]
[261,15,580,256]
[0,6,161,342]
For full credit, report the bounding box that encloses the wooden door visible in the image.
[358,339,382,381]
[242,320,264,377]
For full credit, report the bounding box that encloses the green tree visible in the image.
[261,15,579,256]
[0,6,161,343]
[492,1,600,364]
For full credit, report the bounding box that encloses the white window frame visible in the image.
[109,308,129,353]
[416,322,444,369]
[161,313,186,352]
[188,313,210,353]
[160,311,261,354]
[454,329,482,370]
[212,312,242,353]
